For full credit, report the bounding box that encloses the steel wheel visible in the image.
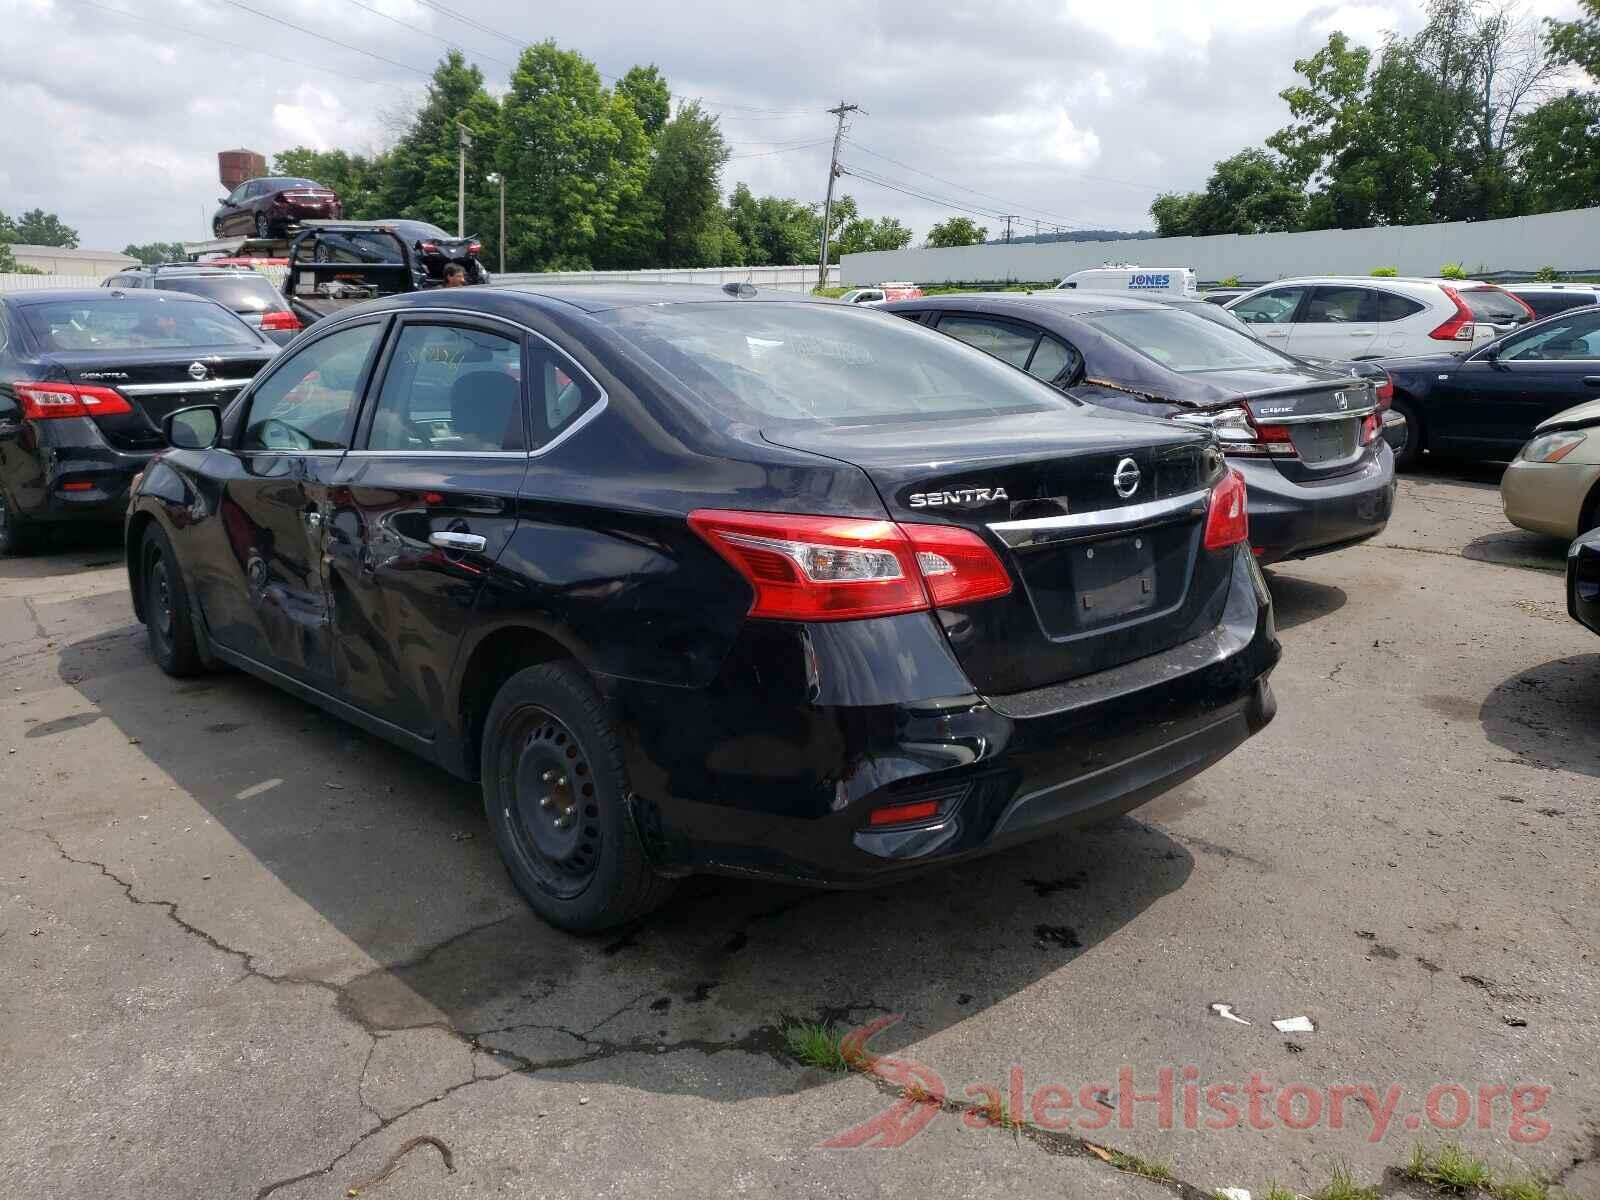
[255,212,270,238]
[147,549,175,648]
[496,707,603,900]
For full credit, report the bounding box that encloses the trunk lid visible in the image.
[1233,375,1378,482]
[764,407,1233,696]
[49,348,275,449]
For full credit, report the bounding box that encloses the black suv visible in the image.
[126,285,1279,931]
[0,289,277,553]
[103,264,302,345]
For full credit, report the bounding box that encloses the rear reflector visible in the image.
[15,381,133,420]
[1430,285,1477,341]
[259,310,301,332]
[1203,470,1249,551]
[59,480,94,492]
[688,509,1012,622]
[868,799,942,826]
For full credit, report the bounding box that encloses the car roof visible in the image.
[1239,276,1490,291]
[473,282,837,313]
[1505,282,1599,291]
[884,290,1168,317]
[6,287,222,306]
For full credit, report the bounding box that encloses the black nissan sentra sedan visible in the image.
[125,285,1280,931]
[0,289,278,554]
[885,292,1397,563]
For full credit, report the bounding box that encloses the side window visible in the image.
[366,323,525,452]
[1500,311,1600,362]
[1375,292,1424,322]
[0,308,10,357]
[1304,286,1377,323]
[530,344,602,449]
[1026,333,1082,384]
[1231,287,1306,325]
[936,315,1038,368]
[241,322,382,452]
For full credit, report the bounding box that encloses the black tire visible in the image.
[0,491,39,557]
[255,212,271,239]
[1389,396,1424,470]
[481,662,675,932]
[141,525,203,677]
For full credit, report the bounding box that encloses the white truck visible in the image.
[1056,266,1198,299]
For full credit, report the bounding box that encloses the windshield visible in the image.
[154,274,283,312]
[1463,287,1531,323]
[598,302,1078,426]
[19,299,260,351]
[1084,307,1295,373]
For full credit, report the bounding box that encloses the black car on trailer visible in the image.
[0,288,277,555]
[126,283,1279,931]
[885,291,1396,564]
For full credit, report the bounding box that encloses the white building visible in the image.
[8,244,137,276]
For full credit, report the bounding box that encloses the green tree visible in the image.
[122,242,188,265]
[1547,0,1600,76]
[617,64,671,137]
[724,183,815,265]
[1149,191,1201,236]
[0,211,15,242]
[382,52,502,247]
[1514,91,1600,212]
[273,147,390,220]
[925,216,987,247]
[11,208,78,247]
[497,41,650,270]
[1159,149,1306,236]
[645,102,730,267]
[835,212,913,257]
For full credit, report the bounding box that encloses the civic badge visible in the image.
[187,361,209,382]
[1112,457,1141,500]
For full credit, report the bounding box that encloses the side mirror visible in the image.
[164,405,222,451]
[218,197,229,205]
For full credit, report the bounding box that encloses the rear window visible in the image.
[598,302,1076,426]
[1462,287,1531,323]
[154,274,283,312]
[1083,307,1295,373]
[19,299,260,351]
[267,178,318,189]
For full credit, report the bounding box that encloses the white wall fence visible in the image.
[841,206,1600,286]
[0,273,104,292]
[496,264,838,294]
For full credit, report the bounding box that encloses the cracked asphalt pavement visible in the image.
[2,461,1596,1199]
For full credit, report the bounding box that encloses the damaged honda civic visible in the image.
[125,284,1279,931]
[885,291,1397,563]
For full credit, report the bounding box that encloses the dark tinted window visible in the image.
[265,178,317,189]
[1462,287,1531,323]
[1375,292,1425,321]
[1026,333,1081,384]
[599,302,1076,426]
[1304,286,1377,323]
[1231,286,1306,324]
[18,299,259,351]
[367,324,524,452]
[242,322,381,451]
[155,274,284,312]
[1508,290,1596,320]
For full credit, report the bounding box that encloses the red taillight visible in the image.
[1372,371,1394,409]
[868,799,941,826]
[259,310,301,332]
[1203,470,1249,551]
[419,240,439,254]
[59,480,94,492]
[1429,285,1477,341]
[687,509,1012,622]
[15,381,133,420]
[1359,412,1383,446]
[466,241,482,256]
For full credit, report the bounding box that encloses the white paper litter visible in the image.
[1272,1015,1315,1033]
[1210,1003,1251,1025]
[1216,1189,1251,1200]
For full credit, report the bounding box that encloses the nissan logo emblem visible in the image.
[187,361,209,382]
[1112,457,1142,499]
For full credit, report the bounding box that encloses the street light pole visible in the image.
[497,173,506,274]
[456,122,473,238]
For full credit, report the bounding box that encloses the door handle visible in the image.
[430,531,486,552]
[1584,376,1600,388]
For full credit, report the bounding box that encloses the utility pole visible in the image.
[498,172,506,275]
[819,101,860,290]
[1002,215,1018,244]
[456,122,473,238]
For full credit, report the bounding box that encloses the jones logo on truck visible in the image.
[908,487,1010,508]
[1127,273,1172,290]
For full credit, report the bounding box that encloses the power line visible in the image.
[215,0,433,76]
[727,140,832,160]
[339,0,515,71]
[68,0,391,85]
[839,163,1039,229]
[845,135,1159,197]
[842,137,1095,229]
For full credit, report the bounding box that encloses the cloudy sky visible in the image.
[0,0,1585,251]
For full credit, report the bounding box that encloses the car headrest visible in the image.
[450,371,523,451]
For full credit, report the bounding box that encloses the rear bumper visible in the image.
[605,545,1278,886]
[5,418,152,524]
[1502,457,1598,541]
[1567,528,1600,636]
[1240,443,1396,564]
